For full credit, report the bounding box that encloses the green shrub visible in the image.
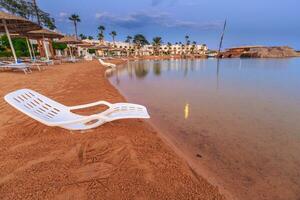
[88,49,96,54]
[0,51,13,57]
[0,35,30,57]
[52,42,67,50]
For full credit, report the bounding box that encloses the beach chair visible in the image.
[4,89,150,130]
[61,57,81,63]
[84,54,93,61]
[32,58,54,66]
[98,59,116,68]
[0,62,31,74]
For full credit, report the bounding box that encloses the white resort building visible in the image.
[75,39,208,57]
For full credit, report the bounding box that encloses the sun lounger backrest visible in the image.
[4,89,67,123]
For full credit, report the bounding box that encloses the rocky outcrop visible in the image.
[219,46,300,58]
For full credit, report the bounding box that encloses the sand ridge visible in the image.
[0,60,225,199]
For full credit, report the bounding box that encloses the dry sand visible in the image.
[0,60,225,200]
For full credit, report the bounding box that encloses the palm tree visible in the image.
[98,25,105,42]
[69,14,81,39]
[125,35,133,56]
[32,0,40,25]
[185,35,189,44]
[133,34,149,56]
[152,36,162,56]
[88,36,94,40]
[133,34,149,46]
[167,42,172,55]
[109,31,117,44]
[125,35,132,43]
[79,34,87,40]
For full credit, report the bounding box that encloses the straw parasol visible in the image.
[23,29,64,60]
[0,11,41,63]
[56,36,82,59]
[24,29,64,39]
[93,44,110,50]
[76,41,95,48]
[56,36,81,44]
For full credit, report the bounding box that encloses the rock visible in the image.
[219,46,300,58]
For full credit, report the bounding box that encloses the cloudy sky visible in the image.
[38,0,300,49]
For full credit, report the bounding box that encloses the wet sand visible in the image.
[0,60,225,199]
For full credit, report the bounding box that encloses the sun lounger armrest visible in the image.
[69,101,112,110]
[53,114,110,126]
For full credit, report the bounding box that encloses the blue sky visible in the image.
[38,0,300,49]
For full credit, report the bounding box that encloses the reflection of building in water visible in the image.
[184,103,189,119]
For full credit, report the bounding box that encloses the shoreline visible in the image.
[0,59,225,199]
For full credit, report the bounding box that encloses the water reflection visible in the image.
[216,59,220,90]
[107,58,293,86]
[135,62,149,78]
[108,58,300,200]
[153,62,162,76]
[184,103,189,119]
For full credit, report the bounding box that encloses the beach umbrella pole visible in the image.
[29,40,36,60]
[42,36,50,61]
[68,45,73,59]
[2,19,17,63]
[25,37,33,60]
[43,39,50,61]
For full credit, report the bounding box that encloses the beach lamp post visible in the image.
[0,11,41,63]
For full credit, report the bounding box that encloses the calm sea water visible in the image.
[108,58,300,200]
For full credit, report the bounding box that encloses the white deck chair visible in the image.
[33,59,54,65]
[98,59,116,68]
[28,63,42,71]
[4,89,150,130]
[0,62,31,74]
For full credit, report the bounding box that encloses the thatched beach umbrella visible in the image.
[57,35,81,44]
[93,44,111,57]
[93,44,110,50]
[0,11,41,63]
[76,41,95,48]
[23,29,64,60]
[57,36,82,59]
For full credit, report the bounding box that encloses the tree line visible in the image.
[0,0,56,29]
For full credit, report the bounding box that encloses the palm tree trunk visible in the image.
[32,0,41,25]
[74,21,78,39]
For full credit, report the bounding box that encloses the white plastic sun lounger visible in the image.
[4,89,150,130]
[32,59,54,65]
[98,59,116,68]
[0,62,31,74]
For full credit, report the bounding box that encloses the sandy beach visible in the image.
[0,60,225,199]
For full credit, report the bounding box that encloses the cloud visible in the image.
[94,11,222,30]
[58,12,68,22]
[169,20,223,30]
[95,12,110,19]
[59,12,68,17]
[151,0,178,7]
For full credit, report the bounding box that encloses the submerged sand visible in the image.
[0,60,225,199]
